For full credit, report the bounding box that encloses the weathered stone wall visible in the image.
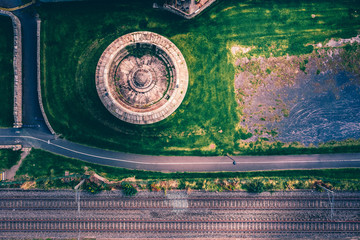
[0,144,22,151]
[36,17,56,135]
[0,10,22,128]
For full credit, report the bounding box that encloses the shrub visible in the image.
[121,182,138,196]
[244,180,266,193]
[221,179,237,191]
[83,180,103,194]
[149,182,162,192]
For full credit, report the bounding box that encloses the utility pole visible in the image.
[226,154,236,165]
[74,179,85,240]
[317,184,335,220]
[75,179,85,213]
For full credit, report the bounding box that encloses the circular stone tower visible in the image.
[95,31,188,124]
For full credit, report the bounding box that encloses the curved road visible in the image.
[1,128,360,172]
[1,2,360,172]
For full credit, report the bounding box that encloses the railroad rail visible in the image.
[0,198,359,210]
[1,191,359,238]
[1,218,359,233]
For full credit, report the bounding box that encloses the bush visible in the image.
[83,180,103,194]
[121,182,138,196]
[149,182,161,192]
[244,180,266,193]
[202,179,220,192]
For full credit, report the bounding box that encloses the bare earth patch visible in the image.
[234,38,360,145]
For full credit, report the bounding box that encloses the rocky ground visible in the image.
[233,36,360,146]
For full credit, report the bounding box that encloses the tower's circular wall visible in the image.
[95,31,188,124]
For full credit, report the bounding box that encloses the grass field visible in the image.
[40,0,360,155]
[14,149,360,192]
[0,149,21,172]
[0,16,14,127]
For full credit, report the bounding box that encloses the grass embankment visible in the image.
[40,0,360,155]
[0,16,14,127]
[0,149,21,172]
[12,149,360,192]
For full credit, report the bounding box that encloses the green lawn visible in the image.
[14,149,360,192]
[0,16,14,127]
[40,0,360,155]
[0,149,21,172]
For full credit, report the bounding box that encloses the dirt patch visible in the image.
[234,40,360,145]
[231,45,255,55]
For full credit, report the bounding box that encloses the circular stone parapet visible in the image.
[96,31,189,124]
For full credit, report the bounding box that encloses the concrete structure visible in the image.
[163,0,217,19]
[96,31,188,124]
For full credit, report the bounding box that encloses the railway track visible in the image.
[0,197,359,210]
[0,196,359,201]
[1,191,359,238]
[1,218,359,233]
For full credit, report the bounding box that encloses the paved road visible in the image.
[1,128,360,172]
[15,8,49,133]
[1,2,360,172]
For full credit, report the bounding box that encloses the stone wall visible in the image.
[0,144,22,151]
[0,10,22,128]
[36,16,56,135]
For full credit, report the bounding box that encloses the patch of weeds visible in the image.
[236,128,253,140]
[267,129,278,137]
[82,180,106,194]
[202,179,220,191]
[121,181,138,196]
[299,58,308,72]
[281,108,289,117]
[244,180,267,193]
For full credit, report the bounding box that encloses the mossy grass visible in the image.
[40,0,360,155]
[0,16,14,127]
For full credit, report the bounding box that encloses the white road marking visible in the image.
[1,135,360,166]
